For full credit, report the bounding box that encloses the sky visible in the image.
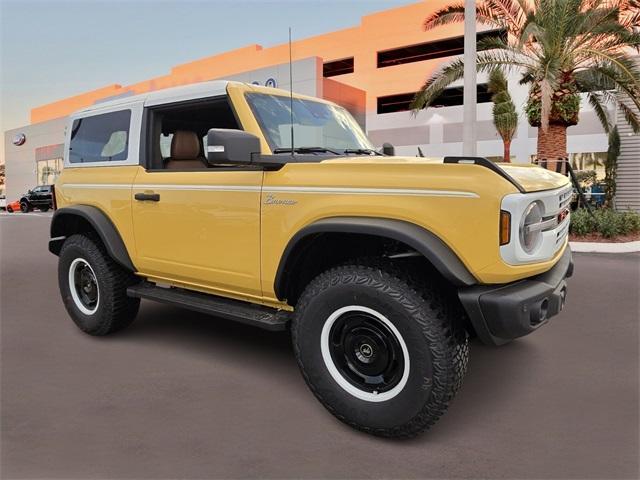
[0,0,410,137]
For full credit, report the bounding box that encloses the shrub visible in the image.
[596,209,621,238]
[621,211,640,234]
[569,208,596,236]
[570,208,640,238]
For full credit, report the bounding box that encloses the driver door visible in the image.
[130,97,264,302]
[131,168,264,301]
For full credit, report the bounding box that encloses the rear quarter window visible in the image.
[69,110,131,163]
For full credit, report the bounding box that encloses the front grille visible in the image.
[558,188,572,210]
[556,218,569,246]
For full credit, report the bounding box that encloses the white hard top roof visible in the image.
[75,80,242,115]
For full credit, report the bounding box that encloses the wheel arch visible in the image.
[49,205,136,272]
[274,217,477,303]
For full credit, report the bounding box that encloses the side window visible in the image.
[69,110,131,163]
[147,96,240,169]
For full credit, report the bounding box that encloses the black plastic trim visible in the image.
[49,205,136,271]
[458,246,573,346]
[274,217,478,301]
[444,156,526,193]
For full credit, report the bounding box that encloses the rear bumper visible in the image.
[458,246,573,346]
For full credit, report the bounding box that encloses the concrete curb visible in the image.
[570,240,640,253]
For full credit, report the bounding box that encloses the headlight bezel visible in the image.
[500,185,572,265]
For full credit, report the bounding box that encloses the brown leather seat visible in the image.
[164,130,206,169]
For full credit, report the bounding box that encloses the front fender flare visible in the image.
[49,205,135,271]
[274,217,477,300]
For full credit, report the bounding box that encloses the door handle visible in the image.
[134,192,160,202]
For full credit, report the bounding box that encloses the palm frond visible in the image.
[587,91,613,133]
[411,51,529,111]
[423,3,467,30]
[417,0,640,134]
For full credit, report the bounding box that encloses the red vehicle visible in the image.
[6,200,21,213]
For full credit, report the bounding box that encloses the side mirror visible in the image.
[382,142,395,156]
[206,129,261,165]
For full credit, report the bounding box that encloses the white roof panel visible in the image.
[75,80,241,114]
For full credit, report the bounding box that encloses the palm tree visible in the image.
[487,68,518,161]
[411,0,640,168]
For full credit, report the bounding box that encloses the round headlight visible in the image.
[519,201,544,253]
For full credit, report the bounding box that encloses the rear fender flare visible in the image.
[49,205,135,271]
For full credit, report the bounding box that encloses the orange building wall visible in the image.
[30,0,467,124]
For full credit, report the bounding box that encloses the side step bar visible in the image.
[127,282,291,331]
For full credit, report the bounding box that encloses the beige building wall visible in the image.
[4,117,67,201]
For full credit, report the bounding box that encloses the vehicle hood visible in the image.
[321,156,570,193]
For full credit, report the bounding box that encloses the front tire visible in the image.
[58,234,140,335]
[20,202,31,213]
[292,262,469,438]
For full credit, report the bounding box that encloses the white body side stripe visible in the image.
[61,184,478,198]
[263,186,478,198]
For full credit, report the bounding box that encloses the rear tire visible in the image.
[292,261,469,438]
[39,206,49,212]
[6,206,13,213]
[58,234,140,335]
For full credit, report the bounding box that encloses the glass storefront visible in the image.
[36,158,63,186]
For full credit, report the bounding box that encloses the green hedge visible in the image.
[570,208,640,238]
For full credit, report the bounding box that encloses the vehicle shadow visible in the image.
[114,300,297,374]
[115,299,544,441]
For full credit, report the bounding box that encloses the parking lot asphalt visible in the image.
[1,213,638,479]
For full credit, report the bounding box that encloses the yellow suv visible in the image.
[49,81,573,437]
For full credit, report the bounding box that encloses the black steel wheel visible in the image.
[69,258,100,315]
[324,306,407,399]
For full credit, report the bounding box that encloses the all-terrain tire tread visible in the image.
[292,260,469,438]
[59,233,139,335]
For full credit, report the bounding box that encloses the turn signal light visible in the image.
[500,210,511,245]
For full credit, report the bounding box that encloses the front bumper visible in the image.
[458,246,573,346]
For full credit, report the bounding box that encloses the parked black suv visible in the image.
[20,185,54,212]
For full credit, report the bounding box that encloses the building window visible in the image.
[69,110,131,163]
[36,158,63,186]
[377,85,491,114]
[377,29,506,68]
[323,57,354,77]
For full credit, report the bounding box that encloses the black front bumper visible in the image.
[458,246,573,346]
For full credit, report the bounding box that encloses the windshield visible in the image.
[245,92,374,153]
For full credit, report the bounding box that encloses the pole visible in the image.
[463,0,477,156]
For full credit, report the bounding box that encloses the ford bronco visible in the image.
[49,81,573,438]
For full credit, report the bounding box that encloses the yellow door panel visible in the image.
[131,168,264,299]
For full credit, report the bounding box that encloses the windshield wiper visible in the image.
[343,148,383,156]
[273,146,341,155]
